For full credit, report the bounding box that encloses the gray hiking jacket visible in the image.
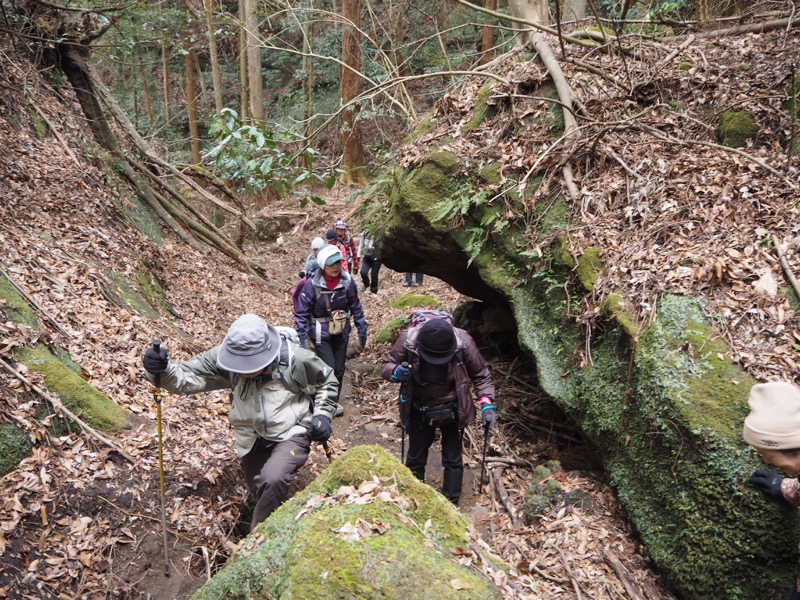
[148,337,338,457]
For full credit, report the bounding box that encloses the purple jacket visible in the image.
[294,269,367,347]
[381,326,495,428]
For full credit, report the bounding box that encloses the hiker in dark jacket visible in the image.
[294,245,368,411]
[142,314,338,530]
[380,319,496,505]
[744,382,800,600]
[358,229,381,294]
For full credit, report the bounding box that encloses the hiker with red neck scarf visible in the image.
[294,244,368,416]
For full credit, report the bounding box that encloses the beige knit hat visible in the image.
[743,382,800,450]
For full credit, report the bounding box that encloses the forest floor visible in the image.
[5,19,800,600]
[0,166,675,599]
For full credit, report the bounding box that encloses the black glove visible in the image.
[748,469,785,502]
[143,345,169,374]
[299,270,306,279]
[481,405,497,430]
[358,332,367,349]
[310,415,332,443]
[391,364,410,382]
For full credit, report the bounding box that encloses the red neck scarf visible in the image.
[323,272,340,291]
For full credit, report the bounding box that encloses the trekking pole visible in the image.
[321,441,334,464]
[398,362,409,463]
[314,419,334,464]
[151,339,170,577]
[479,423,490,488]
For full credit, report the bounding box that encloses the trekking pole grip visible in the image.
[152,338,162,389]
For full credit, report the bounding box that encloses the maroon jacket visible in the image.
[381,326,495,428]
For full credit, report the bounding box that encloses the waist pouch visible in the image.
[418,402,457,428]
[329,309,348,335]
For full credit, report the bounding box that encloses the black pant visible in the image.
[314,333,348,401]
[360,254,381,293]
[405,272,423,285]
[405,407,463,505]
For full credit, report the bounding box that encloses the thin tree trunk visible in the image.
[204,0,225,113]
[479,0,497,65]
[194,51,208,105]
[244,0,264,122]
[184,44,202,164]
[340,0,366,184]
[238,0,250,121]
[161,40,171,125]
[302,1,314,138]
[137,48,153,128]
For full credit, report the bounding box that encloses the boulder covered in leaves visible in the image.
[191,445,500,600]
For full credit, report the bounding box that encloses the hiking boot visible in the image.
[402,282,410,287]
[412,282,421,287]
[334,404,345,418]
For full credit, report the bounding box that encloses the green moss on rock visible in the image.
[103,269,162,319]
[15,344,129,432]
[373,316,410,345]
[462,83,496,132]
[192,445,498,600]
[718,110,758,148]
[389,294,440,310]
[0,272,39,329]
[576,247,603,291]
[0,423,33,476]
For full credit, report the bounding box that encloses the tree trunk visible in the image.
[161,41,171,125]
[136,47,153,129]
[244,0,264,122]
[238,0,250,121]
[340,0,366,184]
[182,0,202,165]
[302,1,314,138]
[561,0,586,22]
[204,0,225,113]
[479,0,497,65]
[508,0,549,46]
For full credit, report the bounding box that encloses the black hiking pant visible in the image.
[314,333,348,401]
[360,253,381,293]
[240,433,311,531]
[405,407,463,505]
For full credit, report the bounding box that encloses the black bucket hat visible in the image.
[416,320,457,365]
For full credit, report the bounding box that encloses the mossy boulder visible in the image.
[369,152,794,598]
[718,110,758,148]
[191,445,499,600]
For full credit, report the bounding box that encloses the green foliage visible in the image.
[205,108,336,204]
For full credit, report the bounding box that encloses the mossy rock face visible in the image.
[373,316,410,345]
[0,272,39,329]
[0,424,33,476]
[191,445,498,600]
[462,82,497,132]
[388,294,440,311]
[14,344,129,433]
[718,110,758,148]
[103,268,162,319]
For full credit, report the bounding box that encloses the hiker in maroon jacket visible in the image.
[381,319,496,505]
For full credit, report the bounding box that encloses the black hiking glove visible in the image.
[748,469,786,503]
[310,415,332,443]
[358,332,367,349]
[391,364,410,382]
[143,345,169,374]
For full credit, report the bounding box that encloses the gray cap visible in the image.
[216,314,280,374]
